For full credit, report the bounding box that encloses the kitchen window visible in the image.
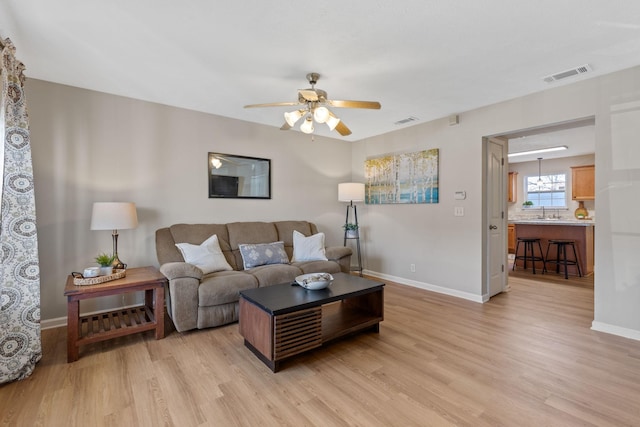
[524,173,567,208]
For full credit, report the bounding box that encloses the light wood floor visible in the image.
[2,276,639,427]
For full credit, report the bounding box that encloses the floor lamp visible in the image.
[338,182,365,276]
[90,202,138,269]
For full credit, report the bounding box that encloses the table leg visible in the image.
[154,286,165,339]
[67,298,79,363]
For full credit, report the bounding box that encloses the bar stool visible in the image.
[512,237,546,274]
[545,239,582,279]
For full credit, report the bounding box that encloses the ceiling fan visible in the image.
[244,73,381,136]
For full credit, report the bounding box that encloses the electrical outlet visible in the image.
[410,264,416,272]
[454,206,464,216]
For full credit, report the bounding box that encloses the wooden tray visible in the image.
[73,269,126,286]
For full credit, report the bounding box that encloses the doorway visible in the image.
[484,117,596,298]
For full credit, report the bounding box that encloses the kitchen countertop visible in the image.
[509,219,595,226]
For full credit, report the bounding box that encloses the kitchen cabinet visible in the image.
[508,172,518,203]
[571,165,595,200]
[508,224,516,254]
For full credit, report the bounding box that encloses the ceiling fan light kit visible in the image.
[244,72,381,137]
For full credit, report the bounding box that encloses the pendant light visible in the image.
[537,157,543,186]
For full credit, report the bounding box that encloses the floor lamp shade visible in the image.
[338,182,365,202]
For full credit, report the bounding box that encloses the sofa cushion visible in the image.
[198,271,258,306]
[239,241,290,269]
[291,230,328,262]
[175,234,233,274]
[292,260,342,275]
[248,263,303,287]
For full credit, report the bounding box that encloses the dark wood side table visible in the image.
[64,266,167,362]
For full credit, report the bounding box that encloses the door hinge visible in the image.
[501,211,504,219]
[501,157,504,166]
[502,264,504,272]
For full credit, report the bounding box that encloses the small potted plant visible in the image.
[95,252,115,276]
[522,201,534,208]
[343,223,359,238]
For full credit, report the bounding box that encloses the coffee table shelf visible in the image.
[239,273,384,372]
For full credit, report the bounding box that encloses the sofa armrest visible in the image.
[160,262,203,281]
[159,262,202,332]
[325,246,353,274]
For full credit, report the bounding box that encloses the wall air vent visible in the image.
[394,116,419,125]
[543,64,592,83]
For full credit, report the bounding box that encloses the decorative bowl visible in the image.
[295,273,334,290]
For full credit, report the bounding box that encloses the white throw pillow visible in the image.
[175,234,233,274]
[291,230,328,262]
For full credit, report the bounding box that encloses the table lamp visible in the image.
[90,202,138,269]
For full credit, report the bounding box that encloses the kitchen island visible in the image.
[509,219,594,276]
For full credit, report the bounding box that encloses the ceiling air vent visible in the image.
[543,64,592,83]
[394,116,419,125]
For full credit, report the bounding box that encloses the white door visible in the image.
[486,138,507,297]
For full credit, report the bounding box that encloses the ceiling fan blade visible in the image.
[327,100,381,109]
[280,122,292,130]
[335,121,352,136]
[244,102,300,108]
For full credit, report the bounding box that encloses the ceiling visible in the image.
[506,119,595,163]
[2,1,640,141]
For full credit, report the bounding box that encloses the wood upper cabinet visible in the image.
[508,172,518,203]
[571,165,595,200]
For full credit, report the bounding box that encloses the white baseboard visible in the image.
[363,269,485,303]
[42,316,66,330]
[591,321,640,342]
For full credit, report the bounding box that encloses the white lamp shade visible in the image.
[313,106,330,123]
[284,110,304,127]
[338,182,365,202]
[90,202,138,230]
[300,117,314,134]
[325,112,341,131]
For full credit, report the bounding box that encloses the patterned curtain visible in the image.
[0,38,41,383]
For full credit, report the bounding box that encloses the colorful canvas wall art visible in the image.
[365,149,439,204]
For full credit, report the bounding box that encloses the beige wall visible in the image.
[27,80,353,321]
[352,67,639,339]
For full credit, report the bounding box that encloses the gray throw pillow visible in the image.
[238,241,290,269]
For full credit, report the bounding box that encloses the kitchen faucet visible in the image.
[539,206,546,219]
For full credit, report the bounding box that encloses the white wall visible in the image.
[27,80,353,321]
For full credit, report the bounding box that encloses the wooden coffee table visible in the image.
[239,272,384,372]
[64,266,167,362]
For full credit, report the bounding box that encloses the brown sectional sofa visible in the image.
[155,220,352,332]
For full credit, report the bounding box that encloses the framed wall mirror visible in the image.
[208,153,271,199]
